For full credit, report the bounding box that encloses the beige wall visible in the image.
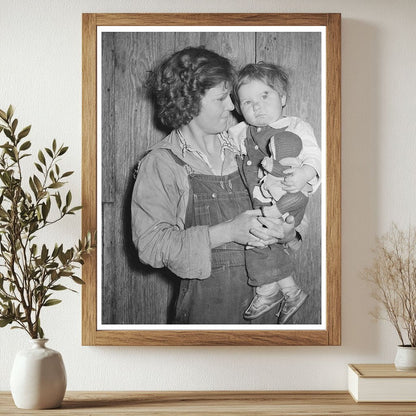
[1,0,416,390]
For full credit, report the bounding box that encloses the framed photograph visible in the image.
[82,13,341,346]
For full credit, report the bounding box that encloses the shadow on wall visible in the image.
[341,19,381,355]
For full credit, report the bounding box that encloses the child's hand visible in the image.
[261,175,285,201]
[282,167,310,193]
[261,156,274,173]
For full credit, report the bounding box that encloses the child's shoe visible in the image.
[277,289,308,324]
[244,291,284,320]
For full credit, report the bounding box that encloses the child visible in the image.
[229,63,321,323]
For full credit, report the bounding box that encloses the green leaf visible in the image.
[43,299,62,307]
[41,244,48,262]
[55,192,62,208]
[45,148,53,158]
[18,125,31,140]
[50,285,68,291]
[52,139,57,152]
[69,206,82,214]
[19,140,31,151]
[61,171,74,178]
[29,222,39,234]
[38,150,46,165]
[72,276,85,285]
[31,244,38,256]
[48,182,64,189]
[0,109,7,121]
[58,146,68,156]
[19,153,30,160]
[0,293,12,302]
[55,244,63,259]
[0,317,13,327]
[41,201,50,220]
[4,128,12,140]
[11,118,18,133]
[34,162,43,173]
[29,177,38,197]
[65,191,72,207]
[33,175,43,192]
[58,250,67,264]
[51,244,59,258]
[38,325,44,339]
[6,105,14,121]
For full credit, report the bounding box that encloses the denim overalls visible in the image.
[170,151,254,324]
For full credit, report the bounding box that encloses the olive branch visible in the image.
[0,105,95,339]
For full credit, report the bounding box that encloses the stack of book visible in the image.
[348,364,416,402]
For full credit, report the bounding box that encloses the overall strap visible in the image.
[160,149,196,228]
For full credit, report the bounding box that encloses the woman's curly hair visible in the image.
[233,62,289,114]
[146,47,235,130]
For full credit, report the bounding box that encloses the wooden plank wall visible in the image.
[101,31,322,325]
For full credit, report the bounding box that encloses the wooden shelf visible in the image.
[2,391,416,415]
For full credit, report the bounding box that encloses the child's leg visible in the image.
[276,192,308,227]
[243,280,284,321]
[261,203,283,219]
[256,281,280,296]
[260,190,308,225]
[277,275,299,296]
[244,244,294,321]
[276,276,308,324]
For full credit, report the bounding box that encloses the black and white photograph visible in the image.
[82,13,341,346]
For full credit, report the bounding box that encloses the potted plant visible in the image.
[0,105,94,408]
[363,223,416,370]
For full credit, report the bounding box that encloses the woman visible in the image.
[131,47,299,324]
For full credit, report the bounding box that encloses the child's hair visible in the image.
[233,62,289,114]
[146,46,235,129]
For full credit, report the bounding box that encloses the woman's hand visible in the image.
[210,210,297,249]
[228,209,268,247]
[209,209,266,248]
[250,215,297,246]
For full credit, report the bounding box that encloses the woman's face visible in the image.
[190,82,234,134]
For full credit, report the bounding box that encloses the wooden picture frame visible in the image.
[82,13,341,346]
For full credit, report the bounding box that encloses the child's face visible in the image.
[238,79,286,127]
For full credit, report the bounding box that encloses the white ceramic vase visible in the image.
[10,338,67,409]
[394,345,416,371]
